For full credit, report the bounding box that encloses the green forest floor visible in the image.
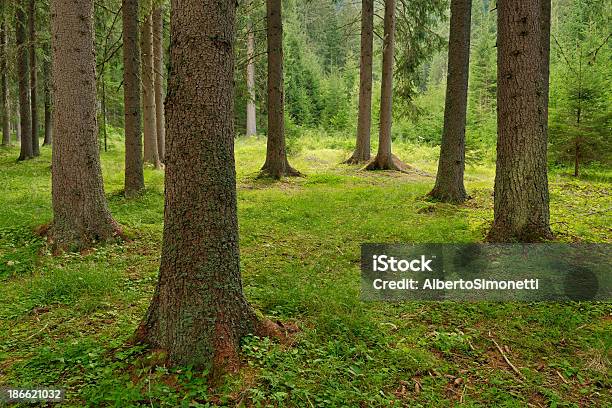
[0,134,610,407]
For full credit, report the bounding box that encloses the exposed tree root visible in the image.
[342,151,370,165]
[427,186,470,204]
[259,162,302,179]
[363,154,413,173]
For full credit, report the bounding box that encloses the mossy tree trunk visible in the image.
[123,0,145,197]
[16,3,33,161]
[49,0,120,249]
[487,0,552,242]
[261,0,300,178]
[141,8,161,168]
[428,0,471,203]
[29,0,39,156]
[246,6,257,137]
[345,0,373,164]
[136,0,276,372]
[42,42,52,146]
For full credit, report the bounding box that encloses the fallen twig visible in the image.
[490,336,525,381]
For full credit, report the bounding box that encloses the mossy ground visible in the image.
[0,133,610,407]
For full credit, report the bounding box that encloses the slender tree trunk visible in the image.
[16,3,33,161]
[428,0,471,203]
[29,0,39,156]
[141,10,161,168]
[15,110,21,142]
[487,0,552,242]
[101,71,107,152]
[49,0,121,249]
[261,0,300,178]
[152,7,165,162]
[135,0,278,372]
[365,0,407,171]
[123,0,145,197]
[344,0,373,164]
[245,12,257,137]
[42,41,52,146]
[0,11,9,146]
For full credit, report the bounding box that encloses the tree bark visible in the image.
[42,41,52,146]
[0,11,9,146]
[345,0,373,164]
[152,7,165,162]
[141,10,161,168]
[49,0,121,249]
[487,0,552,242]
[135,0,277,372]
[29,0,39,156]
[261,0,300,178]
[16,3,33,161]
[123,0,145,196]
[245,11,256,137]
[428,0,471,203]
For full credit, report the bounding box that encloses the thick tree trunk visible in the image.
[135,0,277,372]
[152,7,165,162]
[365,0,407,171]
[123,0,145,196]
[487,0,552,242]
[261,0,300,178]
[16,4,33,161]
[0,12,9,146]
[428,0,471,203]
[345,0,373,164]
[49,0,120,249]
[141,11,161,168]
[29,0,39,156]
[245,14,256,137]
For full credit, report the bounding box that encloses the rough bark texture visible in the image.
[42,43,52,146]
[123,0,145,197]
[261,0,300,178]
[152,7,165,161]
[428,0,471,203]
[345,0,373,164]
[29,0,39,156]
[245,14,256,137]
[16,4,33,161]
[49,0,120,249]
[487,0,552,242]
[141,11,161,168]
[365,0,407,171]
[0,12,9,146]
[135,0,274,372]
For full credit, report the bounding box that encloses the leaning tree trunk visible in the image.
[49,0,120,249]
[16,3,32,161]
[365,0,407,171]
[245,10,257,137]
[486,0,552,242]
[141,10,161,168]
[0,12,9,146]
[428,0,471,203]
[152,7,165,162]
[29,0,39,156]
[261,0,300,178]
[135,0,278,372]
[344,0,373,164]
[123,0,145,197]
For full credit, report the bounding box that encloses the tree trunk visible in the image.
[16,3,33,161]
[42,41,52,146]
[29,0,39,156]
[141,10,161,168]
[135,0,278,372]
[49,0,121,249]
[0,11,9,146]
[261,0,300,178]
[345,0,373,164]
[428,0,471,203]
[245,12,256,137]
[365,0,407,171]
[15,110,21,142]
[123,0,145,196]
[486,0,552,242]
[152,7,165,162]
